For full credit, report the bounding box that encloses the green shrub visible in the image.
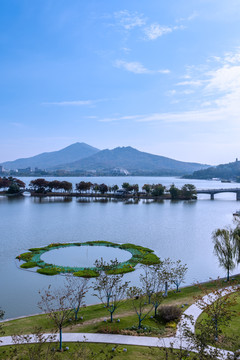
[37,268,59,276]
[20,262,38,269]
[158,305,181,322]
[73,269,100,278]
[106,264,135,275]
[139,253,160,265]
[17,252,34,261]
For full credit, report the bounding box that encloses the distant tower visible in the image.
[236,158,238,162]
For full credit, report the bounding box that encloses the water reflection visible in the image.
[33,197,72,203]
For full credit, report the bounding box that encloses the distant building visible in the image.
[18,167,31,174]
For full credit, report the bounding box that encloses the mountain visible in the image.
[183,159,240,180]
[1,143,100,170]
[50,146,209,175]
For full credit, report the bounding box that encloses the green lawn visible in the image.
[2,276,239,338]
[0,342,198,360]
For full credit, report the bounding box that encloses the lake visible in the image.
[1,176,240,319]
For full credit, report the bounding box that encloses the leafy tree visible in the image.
[171,260,188,292]
[112,184,119,193]
[127,287,154,329]
[38,285,74,351]
[30,178,49,193]
[142,184,151,194]
[98,183,108,194]
[169,184,180,200]
[65,276,89,322]
[61,180,73,192]
[212,228,236,281]
[132,184,139,194]
[181,184,197,199]
[122,182,130,191]
[151,184,165,197]
[93,259,129,322]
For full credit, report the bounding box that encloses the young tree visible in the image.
[0,308,4,340]
[161,258,174,297]
[93,259,129,322]
[212,228,236,281]
[38,285,74,351]
[127,287,154,329]
[65,276,89,322]
[142,184,151,195]
[194,280,238,342]
[140,265,159,304]
[11,328,57,360]
[171,260,188,292]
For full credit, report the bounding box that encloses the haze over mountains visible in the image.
[1,142,210,176]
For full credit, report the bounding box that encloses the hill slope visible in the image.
[184,160,240,180]
[51,146,209,175]
[1,143,100,170]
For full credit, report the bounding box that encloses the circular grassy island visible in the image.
[16,241,160,277]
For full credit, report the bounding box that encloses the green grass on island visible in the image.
[16,241,160,277]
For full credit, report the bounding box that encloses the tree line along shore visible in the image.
[0,177,197,200]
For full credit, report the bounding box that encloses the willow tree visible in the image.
[212,228,236,281]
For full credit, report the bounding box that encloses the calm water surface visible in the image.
[1,176,240,319]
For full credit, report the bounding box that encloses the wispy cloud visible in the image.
[103,48,240,126]
[176,12,198,23]
[113,10,146,30]
[144,24,184,40]
[114,60,170,74]
[42,99,104,106]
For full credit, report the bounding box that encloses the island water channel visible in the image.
[1,176,240,319]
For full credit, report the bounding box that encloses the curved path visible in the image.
[0,286,238,359]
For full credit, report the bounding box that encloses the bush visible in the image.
[73,269,100,278]
[20,262,38,269]
[139,253,161,265]
[158,305,182,322]
[106,264,135,275]
[37,268,60,276]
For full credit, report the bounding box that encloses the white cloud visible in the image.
[144,24,173,40]
[144,24,184,40]
[114,60,170,74]
[114,10,146,30]
[103,48,240,126]
[177,80,204,87]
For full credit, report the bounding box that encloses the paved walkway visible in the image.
[0,285,239,359]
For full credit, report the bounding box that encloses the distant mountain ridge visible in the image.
[50,146,209,175]
[184,159,240,180]
[1,143,100,170]
[1,143,210,176]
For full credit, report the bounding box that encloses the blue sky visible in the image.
[1,0,240,164]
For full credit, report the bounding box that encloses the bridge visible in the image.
[196,188,240,200]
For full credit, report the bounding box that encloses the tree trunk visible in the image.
[110,312,113,323]
[148,294,151,304]
[164,281,168,297]
[227,268,230,281]
[59,326,62,351]
[138,316,142,329]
